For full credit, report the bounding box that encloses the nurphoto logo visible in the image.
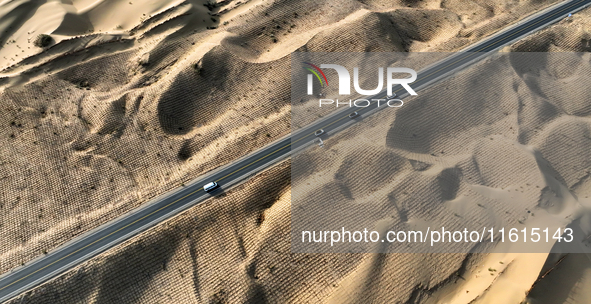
[305,63,417,96]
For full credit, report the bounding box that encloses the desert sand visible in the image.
[1,0,589,303]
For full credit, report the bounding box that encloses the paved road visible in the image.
[0,0,589,302]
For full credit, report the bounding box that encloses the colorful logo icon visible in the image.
[303,62,328,87]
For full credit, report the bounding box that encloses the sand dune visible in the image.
[2,0,589,303]
[0,0,563,275]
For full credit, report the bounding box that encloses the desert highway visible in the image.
[0,0,590,301]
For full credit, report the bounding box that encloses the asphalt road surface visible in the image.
[1,0,590,302]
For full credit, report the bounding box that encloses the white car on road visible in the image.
[203,181,219,192]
